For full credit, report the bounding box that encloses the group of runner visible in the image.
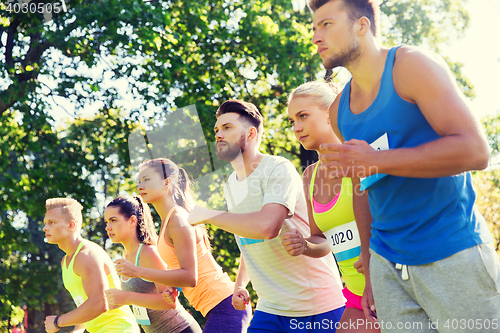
[42,0,500,332]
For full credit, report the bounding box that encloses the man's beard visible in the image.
[216,135,245,162]
[323,38,361,70]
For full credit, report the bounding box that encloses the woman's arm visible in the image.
[106,245,177,310]
[105,289,176,310]
[232,256,250,310]
[114,209,198,287]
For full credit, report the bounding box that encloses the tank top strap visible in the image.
[380,45,402,91]
[165,206,176,221]
[338,45,402,135]
[310,163,347,208]
[159,206,177,241]
[342,177,351,191]
[135,243,144,266]
[337,79,351,133]
[66,240,85,271]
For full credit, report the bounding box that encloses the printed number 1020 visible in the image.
[330,230,354,246]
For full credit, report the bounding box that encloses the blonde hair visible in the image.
[287,81,340,110]
[45,198,83,225]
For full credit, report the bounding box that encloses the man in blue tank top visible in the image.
[307,0,500,331]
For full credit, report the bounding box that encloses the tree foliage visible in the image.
[0,105,137,331]
[474,168,500,255]
[474,113,500,257]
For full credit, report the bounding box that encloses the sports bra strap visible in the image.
[135,243,143,266]
[165,206,176,222]
[159,206,177,241]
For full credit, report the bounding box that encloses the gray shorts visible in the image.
[370,243,500,333]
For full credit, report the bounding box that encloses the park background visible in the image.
[1,0,499,331]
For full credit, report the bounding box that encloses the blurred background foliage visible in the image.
[1,0,499,331]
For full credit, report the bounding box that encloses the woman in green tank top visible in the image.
[281,81,379,333]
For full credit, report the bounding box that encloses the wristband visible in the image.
[54,315,61,330]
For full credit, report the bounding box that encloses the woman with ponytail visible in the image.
[114,158,251,333]
[104,195,202,333]
[282,81,380,332]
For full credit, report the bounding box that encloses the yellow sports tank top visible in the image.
[62,240,138,333]
[310,163,365,296]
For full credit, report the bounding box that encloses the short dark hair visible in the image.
[308,0,380,38]
[216,100,264,134]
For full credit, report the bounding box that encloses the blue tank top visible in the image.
[337,46,492,265]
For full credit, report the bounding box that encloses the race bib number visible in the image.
[73,295,84,308]
[132,305,151,326]
[361,133,389,190]
[323,221,361,262]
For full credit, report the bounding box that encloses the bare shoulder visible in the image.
[167,206,190,229]
[74,241,111,270]
[394,45,453,102]
[165,206,195,244]
[72,242,108,278]
[138,244,167,270]
[394,45,450,82]
[139,244,162,261]
[395,45,445,66]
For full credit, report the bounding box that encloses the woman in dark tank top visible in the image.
[104,195,201,333]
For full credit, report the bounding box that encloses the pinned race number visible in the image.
[73,295,85,308]
[360,133,389,190]
[132,305,151,326]
[323,221,361,262]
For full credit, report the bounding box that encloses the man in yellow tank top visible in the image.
[42,198,139,333]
